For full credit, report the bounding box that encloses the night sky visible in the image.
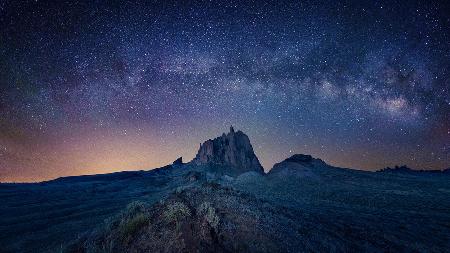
[1,0,449,182]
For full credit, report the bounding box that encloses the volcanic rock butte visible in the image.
[267,154,328,179]
[191,126,264,174]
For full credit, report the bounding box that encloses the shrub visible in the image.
[198,202,220,231]
[118,213,150,241]
[163,202,191,223]
[111,201,151,243]
[124,201,149,216]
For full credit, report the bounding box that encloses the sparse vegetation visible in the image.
[118,213,149,242]
[163,201,191,223]
[198,202,220,232]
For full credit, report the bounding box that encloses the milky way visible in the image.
[0,0,449,182]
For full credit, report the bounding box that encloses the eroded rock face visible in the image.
[191,126,264,174]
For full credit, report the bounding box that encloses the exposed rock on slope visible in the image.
[191,126,264,174]
[65,184,304,253]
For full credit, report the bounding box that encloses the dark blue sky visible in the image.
[0,0,449,182]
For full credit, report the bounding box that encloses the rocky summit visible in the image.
[191,126,264,174]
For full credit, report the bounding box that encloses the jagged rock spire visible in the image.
[191,127,264,174]
[172,157,183,166]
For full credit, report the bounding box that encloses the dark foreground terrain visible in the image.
[1,129,449,252]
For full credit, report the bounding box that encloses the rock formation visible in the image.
[191,126,264,174]
[172,157,183,166]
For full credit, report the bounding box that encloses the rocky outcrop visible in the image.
[191,126,264,174]
[66,184,293,253]
[172,157,183,166]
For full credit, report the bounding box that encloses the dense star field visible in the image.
[0,0,449,182]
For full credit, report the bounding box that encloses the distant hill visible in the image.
[377,165,450,175]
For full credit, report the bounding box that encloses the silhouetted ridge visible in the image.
[378,165,450,174]
[284,154,313,163]
[191,126,264,174]
[267,154,330,177]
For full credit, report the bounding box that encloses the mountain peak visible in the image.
[191,127,264,174]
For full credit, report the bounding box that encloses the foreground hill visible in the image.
[1,128,449,252]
